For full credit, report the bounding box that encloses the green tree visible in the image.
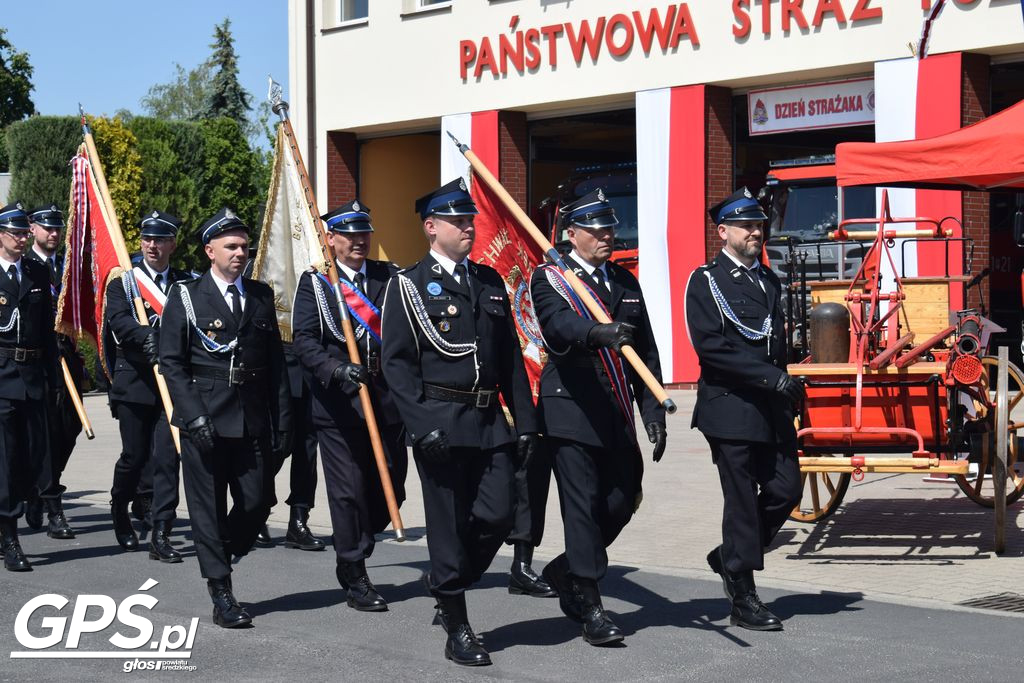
[0,27,35,128]
[140,62,212,121]
[198,116,267,239]
[202,19,251,130]
[89,116,143,245]
[5,116,80,211]
[128,116,205,269]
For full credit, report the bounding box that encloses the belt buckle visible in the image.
[229,367,245,386]
[476,390,492,409]
[14,348,27,362]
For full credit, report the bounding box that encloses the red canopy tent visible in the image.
[836,98,1024,191]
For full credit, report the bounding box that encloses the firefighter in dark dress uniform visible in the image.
[0,202,59,571]
[291,199,407,611]
[530,189,666,646]
[381,179,539,667]
[104,211,191,560]
[23,204,83,539]
[159,208,291,628]
[685,187,804,631]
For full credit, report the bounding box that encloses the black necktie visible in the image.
[155,273,164,293]
[454,263,469,293]
[593,267,607,291]
[227,284,242,324]
[7,264,18,286]
[353,272,365,293]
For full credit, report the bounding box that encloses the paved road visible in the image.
[2,391,1022,680]
[2,506,1021,682]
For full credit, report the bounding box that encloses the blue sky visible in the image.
[2,1,288,119]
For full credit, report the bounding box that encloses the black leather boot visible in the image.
[45,498,76,539]
[254,524,273,548]
[577,579,624,646]
[542,555,586,623]
[1,518,32,572]
[207,577,252,628]
[284,506,325,551]
[706,545,735,601]
[730,572,783,631]
[336,559,387,612]
[111,499,139,551]
[509,542,556,597]
[131,494,153,529]
[440,595,490,667]
[25,495,43,531]
[149,520,182,563]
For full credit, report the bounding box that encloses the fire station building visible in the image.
[288,0,1024,384]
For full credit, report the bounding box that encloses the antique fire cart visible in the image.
[788,192,1022,552]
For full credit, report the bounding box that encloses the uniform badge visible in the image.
[352,200,360,211]
[0,296,6,305]
[427,282,443,296]
[152,210,160,218]
[213,319,223,328]
[431,263,443,276]
[206,332,217,341]
[446,304,457,315]
[597,188,606,202]
[144,301,152,309]
[438,320,451,333]
[458,178,467,192]
[224,208,235,220]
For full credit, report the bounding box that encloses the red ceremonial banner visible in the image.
[57,147,123,371]
[469,169,546,401]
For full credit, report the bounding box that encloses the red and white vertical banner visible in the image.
[637,85,706,384]
[874,54,963,307]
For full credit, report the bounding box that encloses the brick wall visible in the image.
[704,86,734,263]
[498,111,528,207]
[325,131,358,208]
[961,52,991,311]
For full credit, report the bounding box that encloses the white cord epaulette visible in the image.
[310,272,346,343]
[0,308,19,337]
[397,274,476,357]
[702,269,772,350]
[178,284,238,355]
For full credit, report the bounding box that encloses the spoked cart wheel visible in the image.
[954,355,1024,508]
[790,460,851,523]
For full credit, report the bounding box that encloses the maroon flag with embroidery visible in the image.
[469,175,546,400]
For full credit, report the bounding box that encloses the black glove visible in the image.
[185,415,217,455]
[645,422,667,463]
[775,373,805,404]
[587,322,636,352]
[272,429,292,461]
[331,362,369,393]
[417,428,451,464]
[517,433,541,468]
[141,328,160,365]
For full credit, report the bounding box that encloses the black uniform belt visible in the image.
[0,347,42,362]
[424,383,498,408]
[191,365,268,386]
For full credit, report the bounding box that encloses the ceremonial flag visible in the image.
[468,161,546,400]
[57,145,123,365]
[252,124,327,341]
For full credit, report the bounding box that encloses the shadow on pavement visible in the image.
[786,497,1024,561]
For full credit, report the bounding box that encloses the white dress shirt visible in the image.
[209,270,246,312]
[429,249,470,284]
[569,250,610,290]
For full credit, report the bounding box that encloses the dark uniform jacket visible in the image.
[292,259,400,429]
[685,251,794,444]
[381,254,538,449]
[104,266,192,406]
[0,258,58,401]
[530,254,664,451]
[158,270,291,439]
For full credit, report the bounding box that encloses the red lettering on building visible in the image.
[565,18,606,63]
[812,0,848,27]
[850,0,882,22]
[782,0,810,32]
[634,6,679,52]
[606,14,636,58]
[732,0,752,39]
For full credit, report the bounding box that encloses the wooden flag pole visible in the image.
[446,132,677,415]
[79,109,181,452]
[270,87,405,541]
[61,356,94,439]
